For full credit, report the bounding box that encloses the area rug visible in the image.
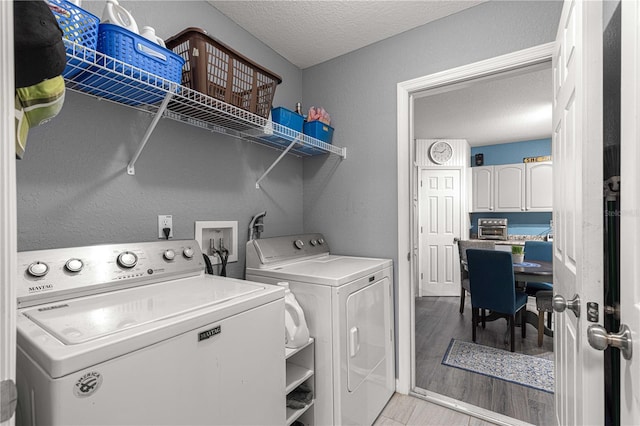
[442,338,554,393]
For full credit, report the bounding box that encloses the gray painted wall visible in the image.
[301,1,562,262]
[17,1,562,281]
[16,1,304,278]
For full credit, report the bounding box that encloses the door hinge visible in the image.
[1,379,18,422]
[421,272,423,280]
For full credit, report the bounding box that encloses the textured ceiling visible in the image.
[413,65,553,146]
[208,1,485,69]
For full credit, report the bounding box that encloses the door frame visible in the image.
[620,0,640,422]
[1,2,17,426]
[395,42,555,412]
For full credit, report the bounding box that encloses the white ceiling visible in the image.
[208,1,485,69]
[413,65,553,146]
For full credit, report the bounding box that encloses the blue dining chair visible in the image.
[456,239,496,314]
[524,240,553,330]
[523,241,553,293]
[466,249,528,352]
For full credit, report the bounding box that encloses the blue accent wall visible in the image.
[471,138,551,166]
[470,138,552,236]
[470,212,552,236]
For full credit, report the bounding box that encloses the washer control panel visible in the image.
[17,240,204,308]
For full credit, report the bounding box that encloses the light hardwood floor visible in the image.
[374,393,497,426]
[414,296,554,425]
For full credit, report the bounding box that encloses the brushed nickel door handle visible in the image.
[587,324,633,360]
[552,294,581,318]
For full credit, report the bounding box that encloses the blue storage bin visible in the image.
[303,120,334,143]
[48,0,100,78]
[262,107,304,150]
[298,120,334,155]
[75,24,185,106]
[271,107,304,133]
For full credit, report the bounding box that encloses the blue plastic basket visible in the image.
[261,107,307,152]
[47,0,100,78]
[299,120,334,155]
[75,24,185,106]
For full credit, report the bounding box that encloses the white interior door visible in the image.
[418,168,461,297]
[552,0,604,425]
[620,0,640,422]
[0,2,17,426]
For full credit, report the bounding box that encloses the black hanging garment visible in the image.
[14,0,67,158]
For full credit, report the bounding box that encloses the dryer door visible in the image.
[346,276,391,391]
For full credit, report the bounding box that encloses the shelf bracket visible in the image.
[127,87,175,175]
[255,138,300,189]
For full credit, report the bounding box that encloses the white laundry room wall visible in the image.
[15,1,303,278]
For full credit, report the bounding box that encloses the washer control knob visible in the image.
[117,251,138,268]
[294,239,305,249]
[65,258,83,273]
[163,249,175,261]
[183,247,194,259]
[27,261,49,277]
[310,239,317,246]
[317,238,325,245]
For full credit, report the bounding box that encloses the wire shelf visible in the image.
[62,41,347,163]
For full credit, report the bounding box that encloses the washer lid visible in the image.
[22,279,263,345]
[251,255,392,286]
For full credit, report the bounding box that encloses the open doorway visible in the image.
[395,42,556,425]
[412,62,554,425]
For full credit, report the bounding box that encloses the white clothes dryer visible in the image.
[246,233,395,426]
[16,240,285,426]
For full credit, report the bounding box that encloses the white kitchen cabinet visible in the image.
[472,166,494,212]
[525,161,553,211]
[471,162,552,212]
[285,338,315,426]
[494,163,526,211]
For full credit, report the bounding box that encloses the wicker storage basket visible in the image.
[166,28,282,118]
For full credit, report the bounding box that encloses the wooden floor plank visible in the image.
[414,296,554,425]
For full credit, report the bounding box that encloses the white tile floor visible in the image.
[374,393,497,426]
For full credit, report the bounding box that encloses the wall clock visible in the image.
[429,141,453,164]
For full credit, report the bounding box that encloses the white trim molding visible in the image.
[1,1,17,425]
[395,42,555,396]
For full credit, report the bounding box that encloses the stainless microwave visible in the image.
[477,218,508,240]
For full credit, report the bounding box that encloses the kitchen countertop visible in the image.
[469,235,550,245]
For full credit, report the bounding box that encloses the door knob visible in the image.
[552,294,581,318]
[587,324,633,360]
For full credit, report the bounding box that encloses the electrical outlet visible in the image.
[158,215,173,239]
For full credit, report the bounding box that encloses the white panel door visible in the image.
[526,161,553,211]
[418,168,461,297]
[471,166,493,212]
[494,163,525,211]
[553,1,604,425]
[620,0,640,422]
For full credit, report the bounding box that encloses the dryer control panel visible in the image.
[17,240,204,308]
[246,233,330,267]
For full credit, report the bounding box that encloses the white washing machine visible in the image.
[246,233,395,426]
[16,240,285,426]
